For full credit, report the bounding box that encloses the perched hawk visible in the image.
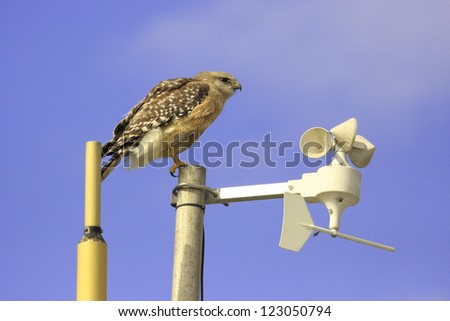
[101,71,242,180]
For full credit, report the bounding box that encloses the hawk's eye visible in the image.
[219,77,230,83]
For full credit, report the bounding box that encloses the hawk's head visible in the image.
[195,71,242,98]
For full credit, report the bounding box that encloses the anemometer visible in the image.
[198,117,395,253]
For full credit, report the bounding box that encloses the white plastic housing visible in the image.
[314,161,361,231]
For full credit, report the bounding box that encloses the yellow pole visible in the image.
[84,141,102,227]
[76,141,107,301]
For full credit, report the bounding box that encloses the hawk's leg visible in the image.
[170,153,187,177]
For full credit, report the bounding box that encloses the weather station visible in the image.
[77,118,395,301]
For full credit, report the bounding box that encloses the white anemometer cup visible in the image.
[279,118,395,252]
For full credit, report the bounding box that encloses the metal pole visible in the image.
[77,141,107,301]
[172,165,206,301]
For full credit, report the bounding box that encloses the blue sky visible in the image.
[1,0,449,300]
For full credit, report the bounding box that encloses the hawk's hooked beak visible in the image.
[233,81,242,92]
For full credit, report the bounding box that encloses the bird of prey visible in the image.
[101,71,242,180]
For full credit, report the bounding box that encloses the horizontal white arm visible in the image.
[205,182,288,204]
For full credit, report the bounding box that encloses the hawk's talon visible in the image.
[169,161,187,177]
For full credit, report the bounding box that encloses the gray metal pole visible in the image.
[171,165,206,301]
